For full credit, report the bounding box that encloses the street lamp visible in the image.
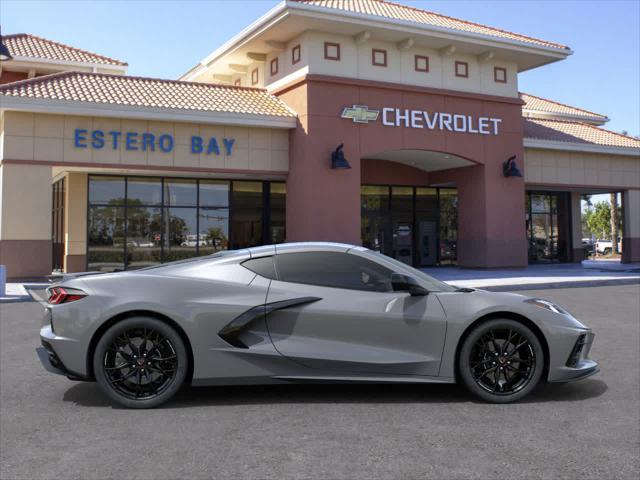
[0,27,13,62]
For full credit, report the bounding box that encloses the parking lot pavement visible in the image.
[1,285,638,480]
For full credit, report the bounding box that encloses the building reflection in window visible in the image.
[87,176,285,272]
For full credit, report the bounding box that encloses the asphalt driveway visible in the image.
[1,285,638,479]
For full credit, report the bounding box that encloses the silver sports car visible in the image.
[37,242,598,408]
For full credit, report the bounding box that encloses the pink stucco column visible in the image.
[453,164,528,268]
[278,82,362,244]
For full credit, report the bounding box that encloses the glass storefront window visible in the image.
[438,189,458,265]
[270,182,286,244]
[526,192,570,263]
[87,176,283,271]
[126,206,163,269]
[163,208,198,262]
[362,186,389,213]
[88,205,125,272]
[164,179,197,207]
[200,180,230,207]
[127,177,162,206]
[415,188,438,266]
[199,208,230,256]
[231,181,263,249]
[89,176,125,205]
[361,185,458,267]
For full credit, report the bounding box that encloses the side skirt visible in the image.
[191,375,455,387]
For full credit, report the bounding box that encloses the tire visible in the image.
[458,319,544,403]
[93,317,188,409]
[603,248,612,256]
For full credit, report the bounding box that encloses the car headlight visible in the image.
[524,298,569,315]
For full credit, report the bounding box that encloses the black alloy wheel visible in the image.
[94,317,188,408]
[459,319,544,403]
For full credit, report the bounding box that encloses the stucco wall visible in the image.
[1,111,289,173]
[277,75,527,268]
[524,148,640,189]
[197,30,518,98]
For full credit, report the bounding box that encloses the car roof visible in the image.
[248,242,359,257]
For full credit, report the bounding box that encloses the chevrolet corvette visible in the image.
[37,242,598,408]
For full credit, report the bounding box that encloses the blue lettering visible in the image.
[74,129,88,148]
[191,136,203,154]
[91,130,105,149]
[223,138,235,155]
[207,138,220,155]
[108,131,121,149]
[125,132,139,151]
[141,133,155,151]
[158,134,174,153]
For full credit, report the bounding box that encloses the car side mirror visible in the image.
[391,273,428,296]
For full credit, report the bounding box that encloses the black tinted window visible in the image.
[275,252,392,292]
[242,256,277,279]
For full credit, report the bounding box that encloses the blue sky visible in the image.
[2,0,639,136]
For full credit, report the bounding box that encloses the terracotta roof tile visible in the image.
[520,93,607,121]
[293,0,568,50]
[3,33,127,67]
[523,118,640,149]
[0,71,296,118]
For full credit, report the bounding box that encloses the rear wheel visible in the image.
[458,319,544,403]
[93,317,188,409]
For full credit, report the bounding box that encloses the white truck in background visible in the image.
[594,238,622,255]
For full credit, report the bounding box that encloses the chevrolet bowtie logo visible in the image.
[341,105,380,124]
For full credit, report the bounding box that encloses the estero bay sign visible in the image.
[341,105,503,135]
[74,129,236,155]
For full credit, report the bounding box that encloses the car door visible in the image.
[264,250,447,377]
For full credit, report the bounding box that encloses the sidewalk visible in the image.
[423,262,640,291]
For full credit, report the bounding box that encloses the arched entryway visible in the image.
[360,150,476,267]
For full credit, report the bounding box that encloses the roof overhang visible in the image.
[524,138,640,157]
[181,0,571,81]
[0,96,297,129]
[522,110,609,126]
[1,56,128,74]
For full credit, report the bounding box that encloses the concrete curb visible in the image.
[475,278,640,292]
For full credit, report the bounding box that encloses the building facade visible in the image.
[1,0,639,278]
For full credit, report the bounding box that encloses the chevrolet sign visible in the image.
[340,105,502,135]
[341,105,380,123]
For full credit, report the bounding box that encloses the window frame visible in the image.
[494,66,507,83]
[455,61,469,78]
[324,42,341,61]
[251,68,259,85]
[270,57,279,76]
[291,44,301,65]
[414,55,429,73]
[371,48,387,67]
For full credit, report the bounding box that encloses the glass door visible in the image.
[526,192,570,263]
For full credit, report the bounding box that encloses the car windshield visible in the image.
[360,250,457,292]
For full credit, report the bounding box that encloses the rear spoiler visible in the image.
[48,271,110,284]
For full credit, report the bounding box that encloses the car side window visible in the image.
[241,256,277,279]
[274,252,393,292]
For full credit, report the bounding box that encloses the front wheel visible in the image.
[458,319,544,403]
[93,317,188,409]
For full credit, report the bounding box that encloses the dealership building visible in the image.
[1,0,639,279]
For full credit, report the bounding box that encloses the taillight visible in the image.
[48,287,87,305]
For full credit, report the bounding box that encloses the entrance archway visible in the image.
[360,150,476,267]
